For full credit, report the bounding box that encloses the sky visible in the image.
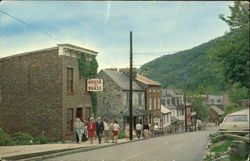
[0,1,233,70]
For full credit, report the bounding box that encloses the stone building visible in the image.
[96,69,148,129]
[0,44,98,141]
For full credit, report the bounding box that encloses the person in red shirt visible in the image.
[87,117,96,144]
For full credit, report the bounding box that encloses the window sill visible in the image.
[65,132,74,136]
[84,92,91,95]
[67,92,75,95]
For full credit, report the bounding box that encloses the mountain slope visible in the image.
[139,39,226,94]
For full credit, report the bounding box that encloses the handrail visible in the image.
[224,133,250,143]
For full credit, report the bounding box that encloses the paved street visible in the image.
[46,127,218,161]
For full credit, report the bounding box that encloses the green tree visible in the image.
[209,1,250,89]
[227,83,248,103]
[187,95,210,121]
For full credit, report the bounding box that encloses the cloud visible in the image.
[0,1,232,70]
[105,1,111,22]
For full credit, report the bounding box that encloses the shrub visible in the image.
[0,128,14,146]
[211,141,231,152]
[13,132,33,145]
[118,133,126,139]
[33,136,50,144]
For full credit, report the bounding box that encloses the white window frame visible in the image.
[154,98,156,109]
[149,98,152,110]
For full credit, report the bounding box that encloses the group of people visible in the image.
[124,120,157,139]
[74,117,120,144]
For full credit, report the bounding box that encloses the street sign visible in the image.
[87,79,103,91]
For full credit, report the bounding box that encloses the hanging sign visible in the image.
[87,79,103,91]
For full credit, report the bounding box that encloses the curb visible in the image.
[20,134,183,161]
[3,129,206,161]
[4,139,142,161]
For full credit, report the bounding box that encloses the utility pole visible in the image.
[129,31,133,140]
[184,92,187,132]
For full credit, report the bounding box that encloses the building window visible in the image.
[138,93,142,106]
[66,108,73,133]
[167,98,170,105]
[217,99,221,103]
[149,98,152,110]
[158,98,160,109]
[211,99,214,104]
[67,68,74,94]
[84,107,90,120]
[172,98,175,105]
[154,98,156,109]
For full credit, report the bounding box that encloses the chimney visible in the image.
[105,68,118,71]
[119,68,137,78]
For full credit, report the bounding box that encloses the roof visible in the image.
[121,108,152,117]
[0,44,98,61]
[135,74,161,86]
[161,105,171,114]
[228,109,249,116]
[210,106,224,115]
[103,70,144,91]
[176,104,185,109]
[165,104,177,110]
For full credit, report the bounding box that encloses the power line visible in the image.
[0,9,62,43]
[133,51,177,55]
[67,4,107,36]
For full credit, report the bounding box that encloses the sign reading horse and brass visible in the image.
[87,79,103,91]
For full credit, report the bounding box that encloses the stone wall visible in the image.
[96,70,125,127]
[0,49,63,141]
[96,70,145,130]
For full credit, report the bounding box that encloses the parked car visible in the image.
[219,109,249,133]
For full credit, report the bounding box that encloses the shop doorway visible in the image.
[76,108,83,121]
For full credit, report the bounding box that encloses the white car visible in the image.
[219,109,249,133]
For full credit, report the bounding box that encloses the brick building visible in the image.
[0,44,98,141]
[135,74,161,127]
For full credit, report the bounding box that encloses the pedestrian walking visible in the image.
[74,118,84,143]
[143,121,150,138]
[112,120,120,144]
[135,122,143,139]
[96,117,104,144]
[103,119,110,143]
[124,124,130,140]
[82,120,88,142]
[153,123,160,136]
[109,122,114,143]
[87,117,96,144]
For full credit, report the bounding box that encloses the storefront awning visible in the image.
[171,116,184,124]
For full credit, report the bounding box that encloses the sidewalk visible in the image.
[0,138,132,161]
